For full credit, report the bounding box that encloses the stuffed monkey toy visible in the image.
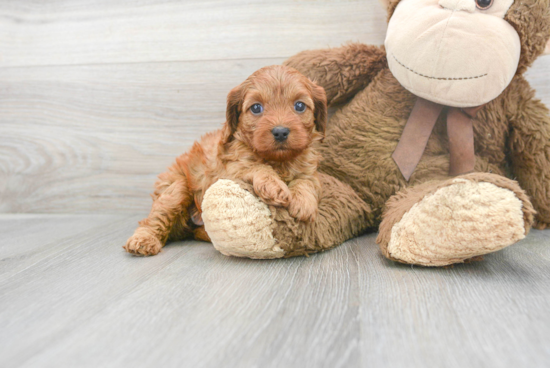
[199,0,550,266]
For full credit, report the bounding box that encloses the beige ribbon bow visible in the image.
[392,97,485,181]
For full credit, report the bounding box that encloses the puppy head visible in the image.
[223,65,327,162]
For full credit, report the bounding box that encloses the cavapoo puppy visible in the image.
[125,65,328,256]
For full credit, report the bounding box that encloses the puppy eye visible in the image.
[475,0,493,9]
[250,103,263,115]
[294,101,306,113]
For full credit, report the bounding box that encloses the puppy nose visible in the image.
[272,126,290,142]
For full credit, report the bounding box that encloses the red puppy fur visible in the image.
[124,65,328,256]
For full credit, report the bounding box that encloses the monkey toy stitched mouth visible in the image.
[385,0,521,107]
[391,54,488,81]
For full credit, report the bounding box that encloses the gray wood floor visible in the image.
[1,214,549,368]
[2,1,550,367]
[1,0,548,214]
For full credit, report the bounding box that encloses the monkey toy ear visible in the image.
[378,0,400,18]
[544,38,550,55]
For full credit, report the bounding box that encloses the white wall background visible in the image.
[0,0,548,213]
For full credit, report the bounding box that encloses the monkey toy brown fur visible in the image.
[190,0,550,266]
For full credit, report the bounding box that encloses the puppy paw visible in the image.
[288,195,318,222]
[124,232,163,256]
[253,174,291,207]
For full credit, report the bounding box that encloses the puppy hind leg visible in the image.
[125,178,193,256]
[193,226,211,242]
[168,201,209,242]
[167,209,194,242]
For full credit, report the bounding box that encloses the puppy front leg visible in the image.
[250,167,291,207]
[287,177,321,222]
[125,179,191,256]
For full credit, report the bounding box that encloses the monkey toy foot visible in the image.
[377,173,535,267]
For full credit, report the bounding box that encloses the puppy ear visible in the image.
[309,80,328,137]
[221,85,244,144]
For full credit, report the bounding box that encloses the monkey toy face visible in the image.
[385,0,521,107]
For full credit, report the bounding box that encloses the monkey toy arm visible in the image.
[508,93,550,229]
[284,43,387,106]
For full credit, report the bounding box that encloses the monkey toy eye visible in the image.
[476,0,493,10]
[294,101,306,113]
[250,103,263,115]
